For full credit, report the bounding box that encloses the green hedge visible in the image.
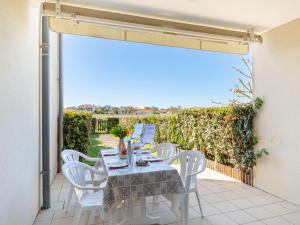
[119,104,259,171]
[64,111,93,155]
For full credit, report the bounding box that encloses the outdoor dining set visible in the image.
[60,123,206,225]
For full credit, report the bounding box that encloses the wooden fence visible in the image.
[206,159,253,186]
[96,118,119,133]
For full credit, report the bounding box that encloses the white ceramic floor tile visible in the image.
[217,191,241,201]
[247,194,282,206]
[33,221,51,225]
[35,209,54,222]
[245,206,275,220]
[230,198,257,209]
[226,210,257,224]
[155,211,179,224]
[232,188,265,198]
[187,207,203,220]
[189,194,207,207]
[51,217,74,225]
[35,172,300,225]
[51,183,63,190]
[53,207,75,219]
[262,203,292,216]
[209,185,231,193]
[279,201,300,212]
[197,187,213,196]
[243,222,265,225]
[282,211,300,224]
[50,194,59,203]
[147,201,170,214]
[222,182,247,191]
[207,214,238,225]
[202,194,225,204]
[193,204,221,217]
[187,217,212,225]
[262,217,293,225]
[213,201,239,213]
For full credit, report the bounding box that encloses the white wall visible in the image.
[253,18,300,205]
[0,0,41,224]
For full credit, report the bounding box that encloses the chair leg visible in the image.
[152,195,159,209]
[195,191,204,218]
[64,187,73,213]
[183,193,189,225]
[74,207,83,225]
[87,209,93,225]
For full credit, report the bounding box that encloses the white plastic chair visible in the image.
[151,142,177,205]
[169,151,206,223]
[62,161,106,225]
[61,149,104,167]
[154,142,176,160]
[61,149,106,212]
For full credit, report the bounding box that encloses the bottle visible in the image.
[127,141,133,166]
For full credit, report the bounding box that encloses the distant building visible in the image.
[118,107,127,115]
[78,104,96,112]
[160,108,177,114]
[135,109,154,116]
[166,109,177,114]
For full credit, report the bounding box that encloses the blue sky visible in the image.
[63,34,250,108]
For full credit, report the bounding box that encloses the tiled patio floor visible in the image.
[34,167,300,225]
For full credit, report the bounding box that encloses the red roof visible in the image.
[136,109,153,113]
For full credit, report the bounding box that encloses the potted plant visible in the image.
[111,125,130,159]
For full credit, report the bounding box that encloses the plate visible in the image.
[144,156,163,162]
[108,161,128,169]
[133,150,150,154]
[102,150,118,156]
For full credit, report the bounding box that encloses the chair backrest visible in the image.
[155,142,176,160]
[61,149,81,163]
[131,123,144,139]
[176,151,206,190]
[62,161,91,200]
[141,124,156,144]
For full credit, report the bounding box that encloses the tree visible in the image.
[150,106,159,112]
[230,58,253,103]
[212,58,254,105]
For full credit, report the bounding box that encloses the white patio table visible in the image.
[100,149,185,225]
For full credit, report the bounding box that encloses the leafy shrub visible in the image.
[120,102,262,171]
[107,118,119,131]
[63,111,92,155]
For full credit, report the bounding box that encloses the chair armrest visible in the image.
[83,163,107,183]
[73,183,105,191]
[75,151,101,162]
[168,155,179,165]
[189,170,203,177]
[184,169,205,192]
[82,154,102,162]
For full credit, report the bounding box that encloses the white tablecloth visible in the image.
[100,149,184,212]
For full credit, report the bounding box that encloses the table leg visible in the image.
[108,207,117,225]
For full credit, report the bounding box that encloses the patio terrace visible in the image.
[34,167,300,225]
[2,2,300,225]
